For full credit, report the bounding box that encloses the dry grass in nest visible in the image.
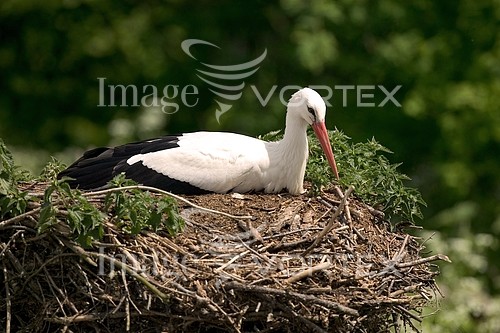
[0,183,449,332]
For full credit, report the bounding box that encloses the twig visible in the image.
[0,230,23,257]
[366,205,385,219]
[142,232,191,256]
[83,185,253,220]
[2,259,11,333]
[21,252,79,292]
[86,251,169,301]
[1,244,44,304]
[419,232,436,250]
[60,238,97,267]
[353,226,366,242]
[335,186,366,242]
[396,254,451,269]
[271,296,328,333]
[45,310,171,324]
[268,238,313,252]
[335,186,353,235]
[0,207,41,230]
[284,261,331,284]
[302,186,354,256]
[121,270,131,332]
[243,220,263,242]
[214,250,250,273]
[393,234,410,261]
[389,284,423,298]
[225,281,359,317]
[35,253,72,316]
[112,236,144,275]
[169,282,241,332]
[395,305,422,323]
[392,313,401,333]
[261,227,326,240]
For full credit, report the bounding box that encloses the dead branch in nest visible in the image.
[302,185,354,256]
[224,282,360,317]
[0,182,449,333]
[84,185,254,220]
[284,261,331,284]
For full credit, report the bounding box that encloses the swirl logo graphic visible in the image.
[181,39,267,123]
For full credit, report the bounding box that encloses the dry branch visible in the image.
[84,185,253,220]
[284,261,331,284]
[225,282,360,317]
[302,185,354,256]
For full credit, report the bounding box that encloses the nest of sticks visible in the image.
[0,182,449,333]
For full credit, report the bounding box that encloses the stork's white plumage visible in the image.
[59,88,339,194]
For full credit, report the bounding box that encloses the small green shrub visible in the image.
[309,130,426,223]
[0,140,184,247]
[0,139,32,218]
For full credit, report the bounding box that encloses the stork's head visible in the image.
[288,87,339,179]
[288,87,327,125]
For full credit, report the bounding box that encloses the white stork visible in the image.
[59,88,339,194]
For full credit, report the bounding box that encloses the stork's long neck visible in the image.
[271,111,309,194]
[281,111,309,155]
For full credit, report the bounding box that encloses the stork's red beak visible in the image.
[312,121,339,179]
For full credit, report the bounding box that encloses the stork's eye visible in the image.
[307,106,316,121]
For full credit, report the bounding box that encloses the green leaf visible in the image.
[38,157,66,181]
[0,139,33,218]
[38,203,57,233]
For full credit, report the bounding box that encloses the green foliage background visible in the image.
[1,0,499,331]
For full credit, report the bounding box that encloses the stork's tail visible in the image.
[57,147,121,190]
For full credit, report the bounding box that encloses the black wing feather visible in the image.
[58,135,208,194]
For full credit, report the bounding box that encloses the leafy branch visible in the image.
[0,139,32,219]
[0,141,185,247]
[35,174,185,247]
[103,174,184,236]
[308,130,426,223]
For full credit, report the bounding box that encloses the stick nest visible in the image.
[0,183,449,333]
